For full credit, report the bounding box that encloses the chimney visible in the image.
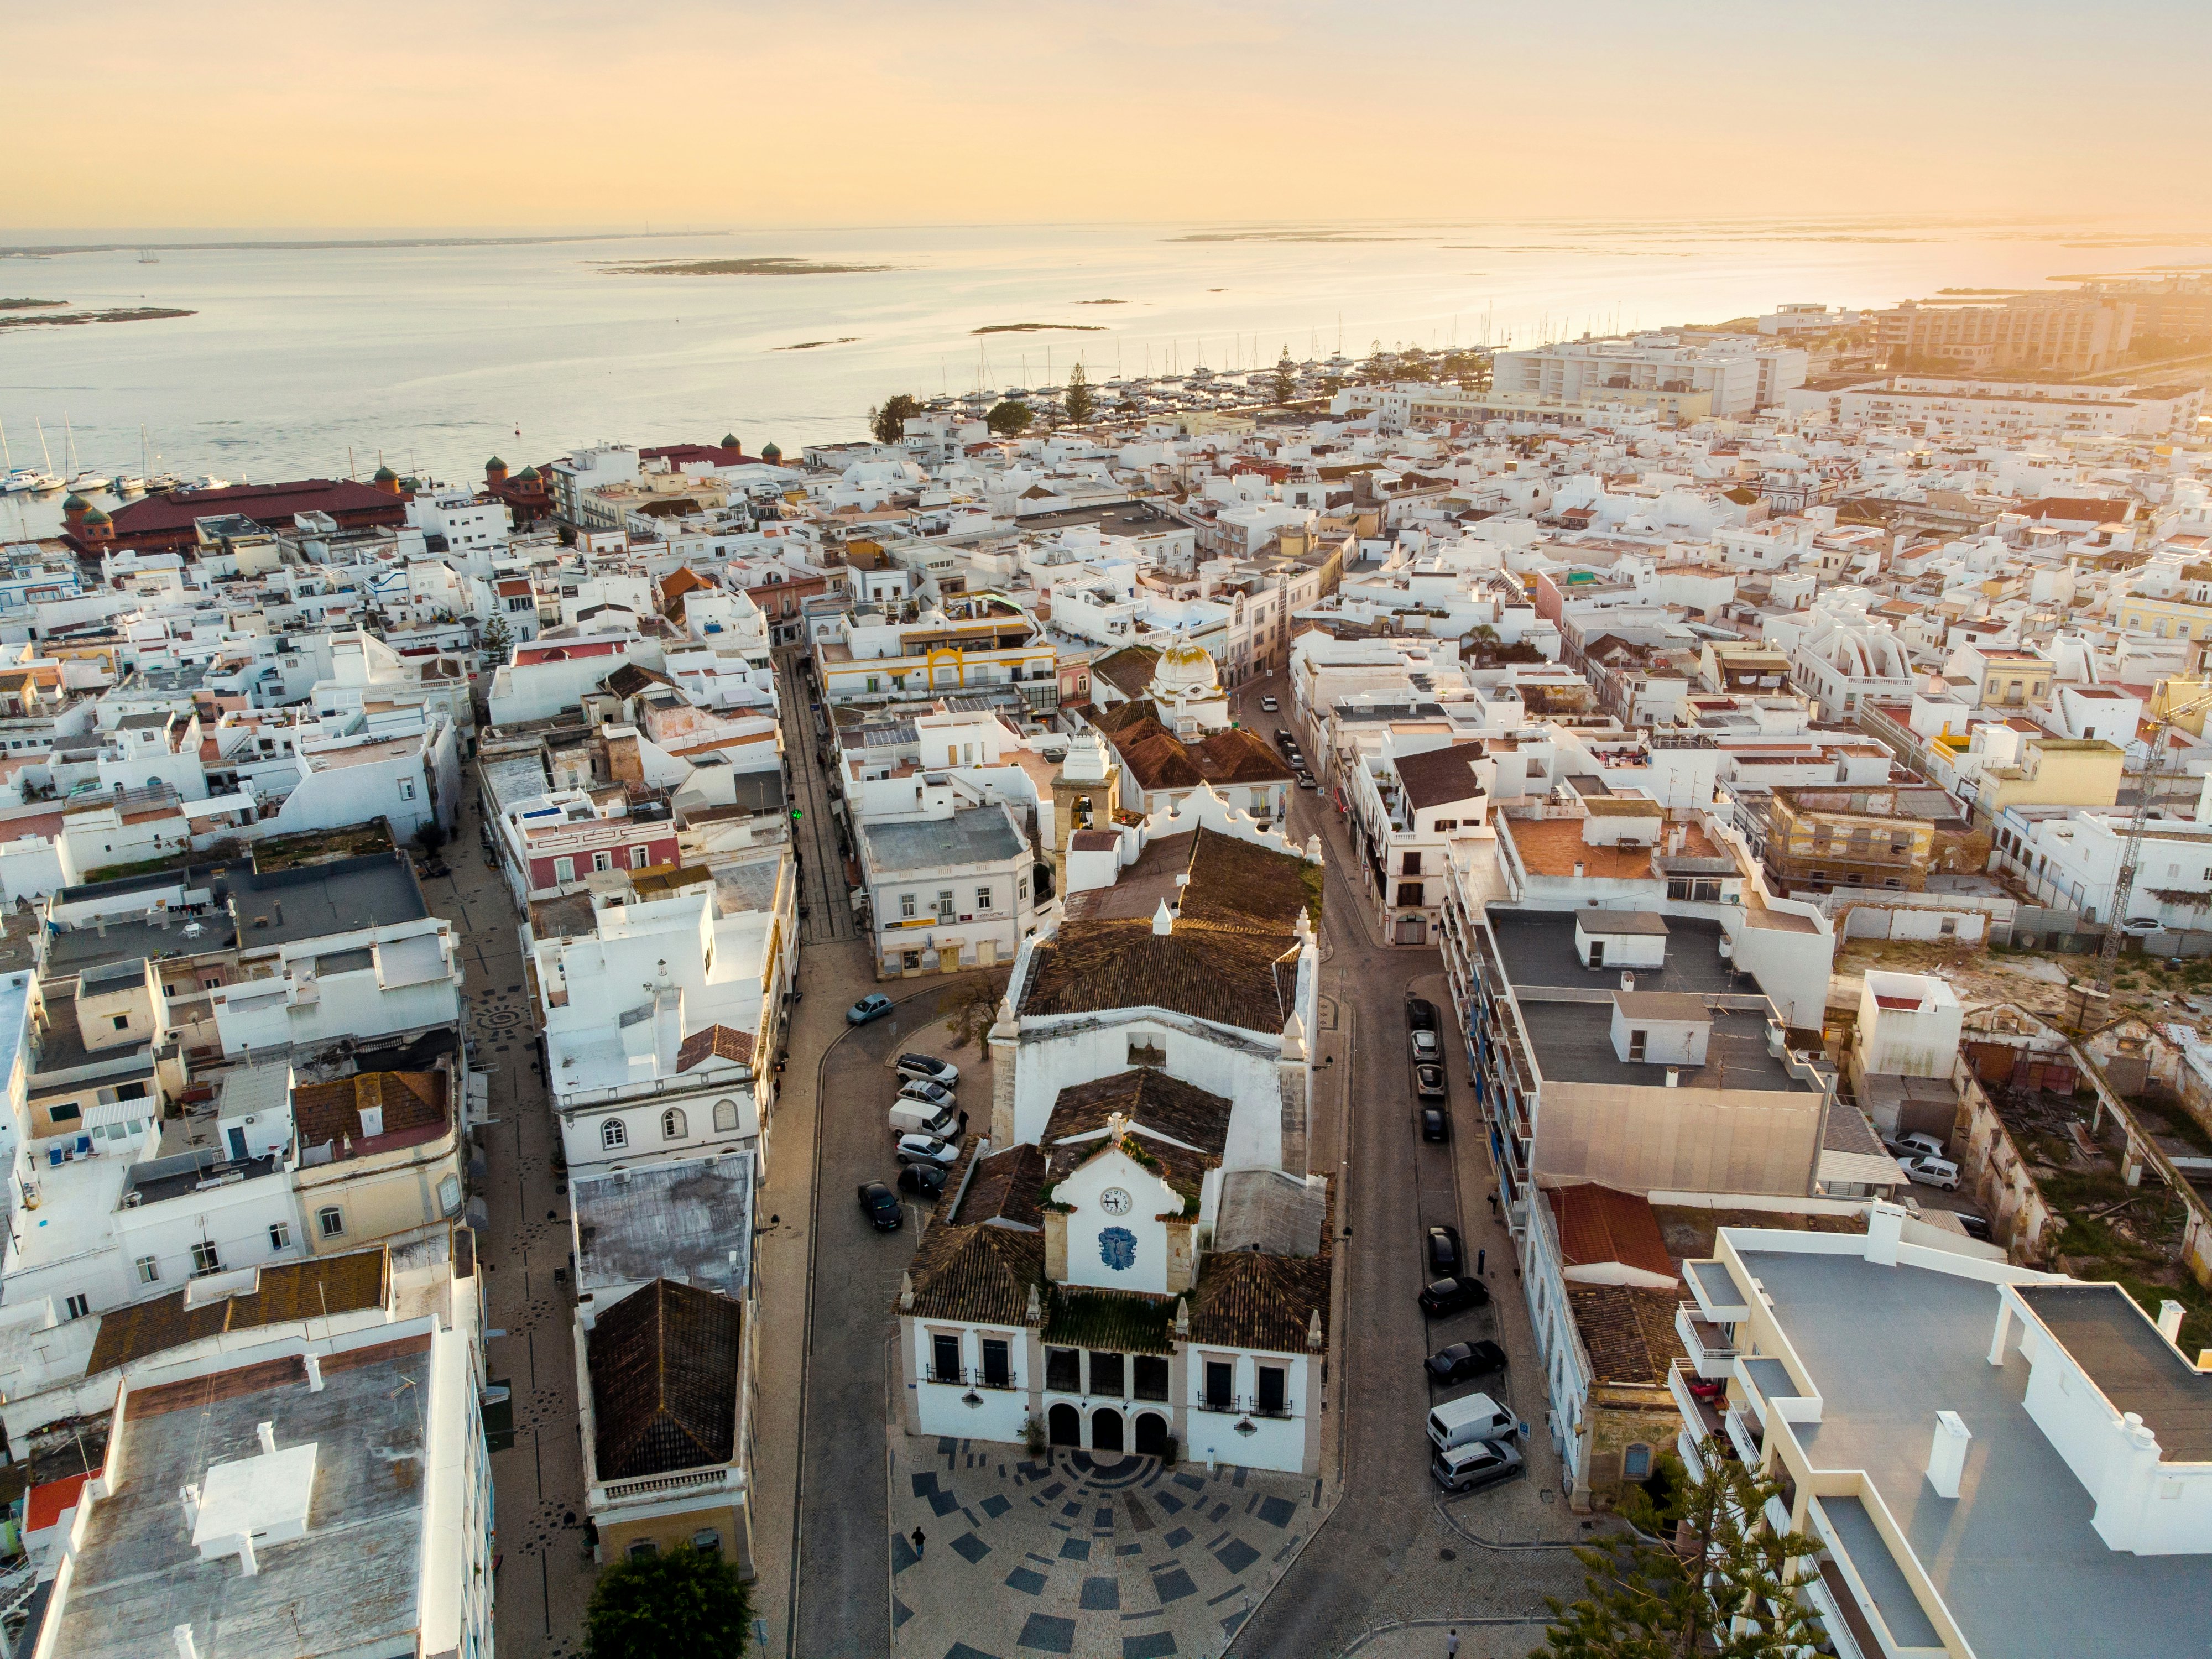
[174,1628,199,1659]
[255,1421,276,1456]
[1925,1410,1971,1498]
[1152,898,1175,937]
[1572,861,1584,879]
[1665,1068,1680,1088]
[1620,970,1635,994]
[1865,1199,1906,1267]
[303,1352,324,1392]
[180,1483,201,1530]
[358,1105,384,1139]
[236,1533,259,1577]
[2158,1301,2185,1344]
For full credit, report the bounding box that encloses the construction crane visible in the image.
[2090,683,2212,995]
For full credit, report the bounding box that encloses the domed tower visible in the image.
[77,505,114,547]
[372,464,400,495]
[721,433,741,451]
[1047,728,1120,890]
[61,493,89,534]
[485,455,509,487]
[1146,626,1230,738]
[759,441,782,465]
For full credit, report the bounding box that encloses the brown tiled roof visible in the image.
[587,1278,742,1480]
[292,1071,446,1149]
[901,1222,1044,1325]
[604,662,676,699]
[1110,723,1205,791]
[1177,826,1321,931]
[676,1024,755,1072]
[1391,742,1489,813]
[1022,917,1298,1029]
[1098,706,1293,793]
[1567,1284,1686,1385]
[1187,1243,1332,1355]
[1091,644,1162,700]
[1043,1070,1232,1159]
[1547,1184,1678,1282]
[1191,728,1296,785]
[88,1248,389,1375]
[950,1142,1049,1229]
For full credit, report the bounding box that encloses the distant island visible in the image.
[972,322,1105,335]
[597,257,893,277]
[1075,298,1126,305]
[1,232,679,258]
[778,337,860,351]
[0,305,195,331]
[0,298,65,310]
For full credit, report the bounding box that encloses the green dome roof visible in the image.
[373,465,398,482]
[487,455,507,469]
[515,465,540,482]
[61,493,86,513]
[760,441,782,460]
[721,434,740,449]
[81,506,111,525]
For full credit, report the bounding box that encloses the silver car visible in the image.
[895,1133,961,1169]
[1431,1438,1524,1494]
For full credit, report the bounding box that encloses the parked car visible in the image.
[895,1134,962,1169]
[1888,1131,1947,1161]
[898,1078,958,1112]
[1957,1212,1994,1242]
[897,1163,948,1198]
[1427,1390,1514,1450]
[1298,775,1321,791]
[1423,1340,1506,1383]
[1275,728,1296,753]
[1407,998,1439,1031]
[1419,1275,1490,1317]
[1420,1105,1449,1143]
[896,1054,959,1087]
[1427,1225,1463,1276]
[1411,1029,1441,1062]
[1415,1063,1447,1102]
[1260,695,1279,712]
[1897,1153,1961,1191]
[847,993,894,1025]
[857,1181,902,1229]
[888,1102,961,1139]
[1430,1438,1525,1494]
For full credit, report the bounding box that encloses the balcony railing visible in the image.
[1667,1359,1726,1445]
[1676,1303,1740,1380]
[928,1365,1018,1390]
[1194,1394,1292,1418]
[1195,1392,1239,1414]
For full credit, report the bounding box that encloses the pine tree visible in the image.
[1270,349,1296,406]
[586,1543,753,1659]
[1062,362,1095,425]
[1533,1454,1824,1659]
[480,614,513,667]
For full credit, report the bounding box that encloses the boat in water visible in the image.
[112,474,147,495]
[146,472,187,492]
[60,418,108,494]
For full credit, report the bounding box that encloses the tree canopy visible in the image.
[1062,362,1095,425]
[1533,1454,1823,1659]
[869,393,924,445]
[987,400,1034,435]
[585,1544,753,1659]
[1270,349,1296,406]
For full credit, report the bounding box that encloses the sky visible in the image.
[12,0,2212,232]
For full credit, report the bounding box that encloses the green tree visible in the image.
[1397,345,1433,383]
[479,614,513,667]
[1362,338,1391,381]
[1062,361,1095,425]
[869,393,923,445]
[586,1544,753,1659]
[1533,1454,1823,1659]
[987,400,1034,436]
[1270,349,1296,406]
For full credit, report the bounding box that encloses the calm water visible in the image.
[4,216,2209,536]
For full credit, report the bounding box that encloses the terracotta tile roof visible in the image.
[949,1141,1048,1228]
[1097,701,1293,794]
[87,1248,389,1375]
[1043,1070,1232,1160]
[1566,1283,1686,1385]
[1091,645,1162,700]
[24,1473,92,1534]
[1042,1287,1176,1354]
[1546,1184,1678,1283]
[587,1278,742,1480]
[1187,1239,1332,1355]
[291,1071,447,1151]
[1390,742,1490,813]
[2018,496,2131,523]
[676,1024,755,1072]
[901,1222,1044,1326]
[1177,827,1321,931]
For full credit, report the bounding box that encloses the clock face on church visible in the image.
[1099,1187,1133,1215]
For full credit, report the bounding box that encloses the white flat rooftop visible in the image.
[194,1441,318,1558]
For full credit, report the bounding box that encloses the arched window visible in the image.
[713,1099,740,1132]
[600,1119,628,1150]
[661,1107,687,1140]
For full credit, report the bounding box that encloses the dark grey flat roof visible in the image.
[1491,908,1754,998]
[1522,1000,1802,1091]
[1614,990,1711,1024]
[1818,1495,1942,1649]
[46,854,426,971]
[859,805,1026,875]
[1577,912,1668,936]
[575,1152,754,1298]
[1752,1249,2212,1659]
[2017,1284,2212,1460]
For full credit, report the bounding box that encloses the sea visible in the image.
[4,215,2210,540]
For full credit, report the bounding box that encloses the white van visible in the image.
[1427,1391,1514,1453]
[889,1102,961,1140]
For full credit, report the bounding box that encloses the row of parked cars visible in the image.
[1272,726,1323,792]
[855,1052,966,1229]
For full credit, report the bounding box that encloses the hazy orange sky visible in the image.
[14,0,2212,230]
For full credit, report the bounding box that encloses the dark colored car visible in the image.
[1407,998,1440,1032]
[1427,1224,1463,1276]
[1420,1275,1491,1317]
[898,1163,948,1198]
[1416,1063,1447,1101]
[1957,1212,1994,1242]
[1420,1106,1449,1143]
[1424,1339,1507,1383]
[847,993,894,1026]
[857,1181,902,1229]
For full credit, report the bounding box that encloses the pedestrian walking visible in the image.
[1446,1629,1460,1656]
[1477,1248,1486,1277]
[910,1526,926,1559]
